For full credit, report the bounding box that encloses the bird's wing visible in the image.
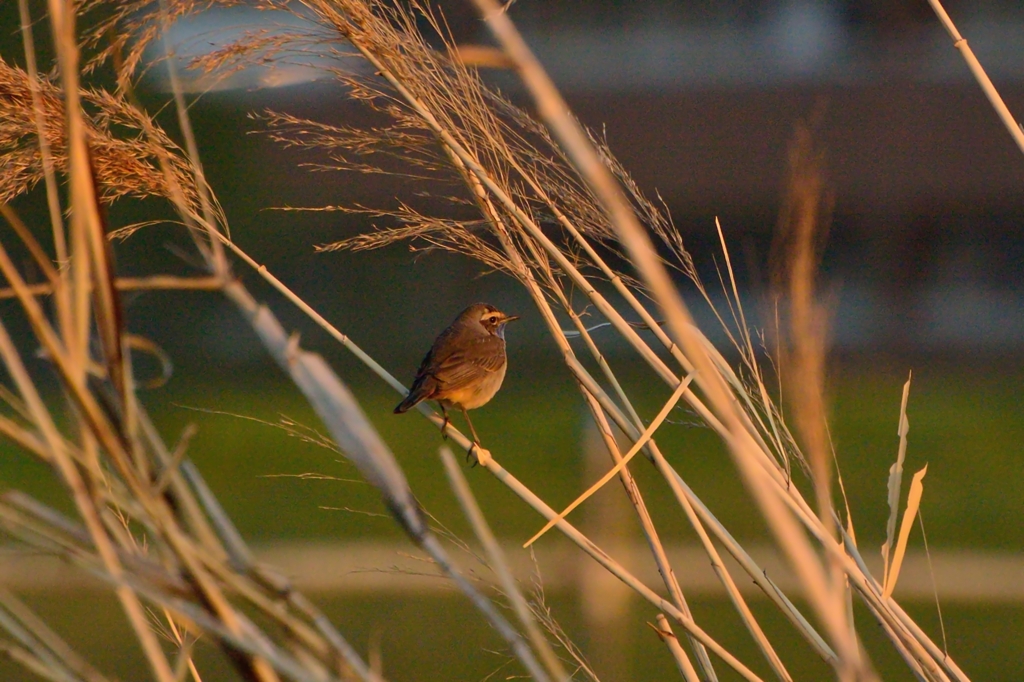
[429,334,505,391]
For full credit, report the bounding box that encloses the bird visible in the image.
[394,303,518,457]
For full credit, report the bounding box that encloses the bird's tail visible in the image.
[393,377,436,414]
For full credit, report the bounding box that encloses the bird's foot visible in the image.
[467,442,492,468]
[440,416,450,441]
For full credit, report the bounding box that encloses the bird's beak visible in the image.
[501,314,520,324]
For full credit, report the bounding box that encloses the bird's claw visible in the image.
[467,443,491,467]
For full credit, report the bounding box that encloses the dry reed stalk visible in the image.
[8,1,573,678]
[377,2,961,678]
[548,281,792,678]
[171,0,962,676]
[582,404,702,682]
[438,446,569,682]
[214,218,758,676]
[1,6,391,682]
[504,262,717,677]
[925,0,1024,155]
[0,0,983,680]
[653,614,699,682]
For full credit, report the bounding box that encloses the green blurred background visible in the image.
[2,0,1024,679]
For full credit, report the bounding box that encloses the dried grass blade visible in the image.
[158,0,227,249]
[657,459,837,666]
[883,465,928,600]
[440,446,569,682]
[224,283,422,537]
[543,292,715,679]
[882,372,912,587]
[0,313,173,682]
[0,416,50,462]
[524,370,694,548]
[0,206,59,286]
[716,217,790,475]
[46,0,109,385]
[77,182,127,401]
[652,460,794,680]
[481,456,764,682]
[0,588,110,682]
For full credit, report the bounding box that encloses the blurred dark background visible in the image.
[53,0,1024,361]
[2,1,1024,680]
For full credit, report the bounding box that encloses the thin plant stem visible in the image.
[465,9,859,666]
[671,462,838,665]
[654,614,699,682]
[525,371,694,547]
[439,446,569,682]
[585,403,701,682]
[548,296,714,677]
[660,462,795,680]
[158,0,229,261]
[477,454,764,682]
[0,206,60,286]
[917,512,947,659]
[563,345,826,673]
[839,526,965,681]
[713,218,791,477]
[16,0,70,340]
[0,417,51,462]
[926,0,1024,155]
[493,226,715,678]
[0,318,174,682]
[0,275,225,300]
[563,348,837,666]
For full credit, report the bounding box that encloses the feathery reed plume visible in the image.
[770,120,833,523]
[0,58,199,211]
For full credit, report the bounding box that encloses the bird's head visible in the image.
[463,303,519,338]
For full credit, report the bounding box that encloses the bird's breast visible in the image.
[445,362,507,410]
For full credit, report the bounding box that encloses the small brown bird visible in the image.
[394,303,518,452]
